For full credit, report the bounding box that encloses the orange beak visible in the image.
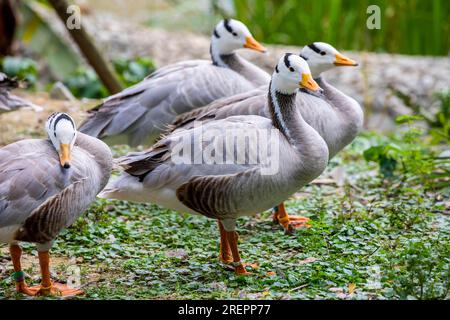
[59,143,71,169]
[244,36,267,53]
[300,73,321,92]
[334,53,358,67]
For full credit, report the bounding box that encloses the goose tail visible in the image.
[98,173,146,203]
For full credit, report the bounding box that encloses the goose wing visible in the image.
[169,86,268,132]
[79,60,256,146]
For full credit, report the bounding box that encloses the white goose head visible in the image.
[300,42,358,77]
[271,53,322,95]
[211,19,266,56]
[45,112,77,169]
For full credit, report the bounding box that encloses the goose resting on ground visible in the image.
[0,72,42,113]
[79,19,269,146]
[170,42,363,232]
[0,112,112,296]
[99,54,329,275]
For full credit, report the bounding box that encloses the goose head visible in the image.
[271,53,322,95]
[300,42,358,78]
[46,112,77,169]
[211,19,266,55]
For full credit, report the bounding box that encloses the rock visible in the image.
[165,249,189,260]
[49,82,76,101]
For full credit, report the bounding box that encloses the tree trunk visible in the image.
[47,0,123,94]
[0,0,17,56]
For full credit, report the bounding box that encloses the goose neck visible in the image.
[267,81,307,149]
[75,133,113,183]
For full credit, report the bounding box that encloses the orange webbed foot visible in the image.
[234,264,252,276]
[29,283,83,297]
[16,283,41,296]
[272,205,311,234]
[232,262,258,275]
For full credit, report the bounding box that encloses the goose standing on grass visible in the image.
[170,42,362,233]
[79,19,269,146]
[0,72,42,113]
[99,54,329,275]
[0,112,112,296]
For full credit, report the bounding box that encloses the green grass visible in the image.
[232,0,450,56]
[0,131,448,300]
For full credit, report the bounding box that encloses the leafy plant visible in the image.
[63,67,108,99]
[63,57,156,99]
[113,57,156,87]
[388,238,450,299]
[0,56,38,88]
[364,113,449,190]
[363,144,400,178]
[429,90,450,143]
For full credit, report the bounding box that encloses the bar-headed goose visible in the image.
[0,73,42,113]
[99,54,329,275]
[170,42,362,233]
[79,19,269,147]
[0,112,112,296]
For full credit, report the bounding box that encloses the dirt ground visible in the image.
[0,92,97,146]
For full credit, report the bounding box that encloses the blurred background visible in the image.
[0,0,449,139]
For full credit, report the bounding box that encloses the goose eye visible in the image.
[321,51,326,56]
[232,32,238,37]
[289,67,295,72]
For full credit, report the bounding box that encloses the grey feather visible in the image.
[79,56,269,147]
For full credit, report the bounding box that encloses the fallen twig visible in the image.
[289,283,309,292]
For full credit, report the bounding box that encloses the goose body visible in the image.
[0,113,112,296]
[103,113,327,218]
[0,134,112,245]
[79,19,269,146]
[0,72,42,113]
[100,54,329,274]
[169,43,363,232]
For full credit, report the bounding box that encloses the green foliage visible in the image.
[63,68,108,99]
[388,238,449,299]
[0,56,38,88]
[364,114,449,191]
[63,57,156,99]
[113,57,156,88]
[232,0,450,56]
[429,90,450,143]
[363,144,399,178]
[393,88,450,144]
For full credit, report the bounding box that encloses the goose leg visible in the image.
[9,244,39,296]
[28,250,83,296]
[218,220,233,264]
[272,203,310,234]
[224,230,251,276]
